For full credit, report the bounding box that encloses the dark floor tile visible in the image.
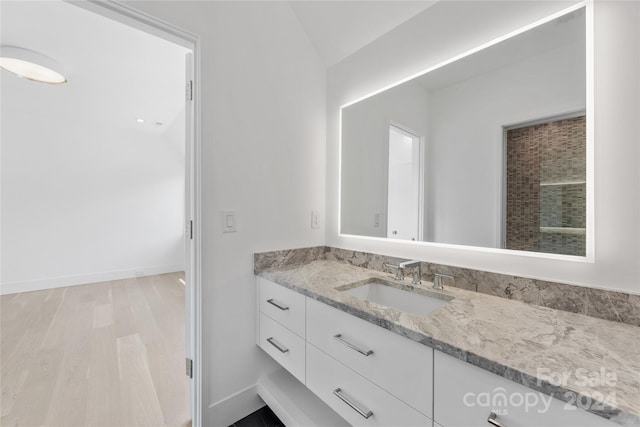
[233,411,262,427]
[258,406,285,427]
[228,406,284,427]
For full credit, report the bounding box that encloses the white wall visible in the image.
[1,87,186,295]
[341,80,429,238]
[327,0,640,294]
[427,41,585,248]
[123,1,326,425]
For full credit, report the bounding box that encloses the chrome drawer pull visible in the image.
[333,333,374,356]
[266,298,289,311]
[488,412,505,427]
[266,337,289,353]
[333,388,373,419]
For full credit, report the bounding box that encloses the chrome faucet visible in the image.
[433,273,454,290]
[384,262,405,280]
[384,260,422,284]
[400,260,422,285]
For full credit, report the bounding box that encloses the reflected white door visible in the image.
[387,124,423,241]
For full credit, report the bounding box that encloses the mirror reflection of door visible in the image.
[387,124,423,241]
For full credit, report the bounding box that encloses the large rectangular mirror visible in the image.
[340,4,588,257]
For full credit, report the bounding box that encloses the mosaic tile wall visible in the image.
[506,115,586,256]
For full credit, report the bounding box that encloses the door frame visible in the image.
[67,1,202,425]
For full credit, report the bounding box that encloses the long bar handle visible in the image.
[266,298,289,311]
[333,334,373,356]
[487,412,506,427]
[266,337,289,353]
[333,388,373,419]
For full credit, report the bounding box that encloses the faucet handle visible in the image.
[411,265,422,285]
[433,273,454,290]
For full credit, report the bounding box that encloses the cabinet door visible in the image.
[258,277,306,337]
[434,351,618,427]
[306,343,432,427]
[258,313,306,383]
[307,298,433,417]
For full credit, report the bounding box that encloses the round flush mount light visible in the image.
[0,46,67,85]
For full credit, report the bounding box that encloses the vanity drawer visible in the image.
[306,343,431,426]
[434,351,619,427]
[258,313,306,384]
[258,277,306,337]
[306,298,433,417]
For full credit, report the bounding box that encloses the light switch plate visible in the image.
[222,210,237,233]
[311,210,320,229]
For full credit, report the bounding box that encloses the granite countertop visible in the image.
[257,260,640,426]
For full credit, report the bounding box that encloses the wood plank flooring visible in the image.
[1,273,190,427]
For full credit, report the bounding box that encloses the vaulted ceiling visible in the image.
[288,1,437,66]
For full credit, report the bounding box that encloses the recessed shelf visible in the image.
[257,368,349,427]
[539,227,586,235]
[539,180,586,186]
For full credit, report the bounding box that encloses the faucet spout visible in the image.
[384,263,405,281]
[399,260,422,285]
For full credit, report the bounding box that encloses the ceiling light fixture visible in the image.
[0,46,67,84]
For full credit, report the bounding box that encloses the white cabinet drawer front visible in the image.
[258,313,306,384]
[258,278,306,337]
[434,351,618,427]
[307,298,433,417]
[306,343,432,427]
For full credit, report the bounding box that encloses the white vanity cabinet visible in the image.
[257,278,433,426]
[258,313,306,383]
[306,343,431,426]
[433,351,619,427]
[256,277,619,427]
[257,278,306,383]
[306,297,433,418]
[258,277,306,337]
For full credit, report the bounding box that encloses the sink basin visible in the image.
[342,281,449,316]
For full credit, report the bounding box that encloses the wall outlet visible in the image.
[134,270,145,277]
[311,210,320,229]
[374,213,380,228]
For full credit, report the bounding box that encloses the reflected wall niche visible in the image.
[505,115,586,256]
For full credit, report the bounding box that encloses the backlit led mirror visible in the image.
[339,5,589,257]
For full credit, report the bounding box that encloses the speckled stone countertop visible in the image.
[257,260,640,426]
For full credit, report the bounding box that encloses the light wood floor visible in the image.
[1,273,190,427]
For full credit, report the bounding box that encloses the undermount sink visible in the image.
[342,280,451,316]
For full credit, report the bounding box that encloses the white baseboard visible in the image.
[206,384,265,427]
[0,264,185,295]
